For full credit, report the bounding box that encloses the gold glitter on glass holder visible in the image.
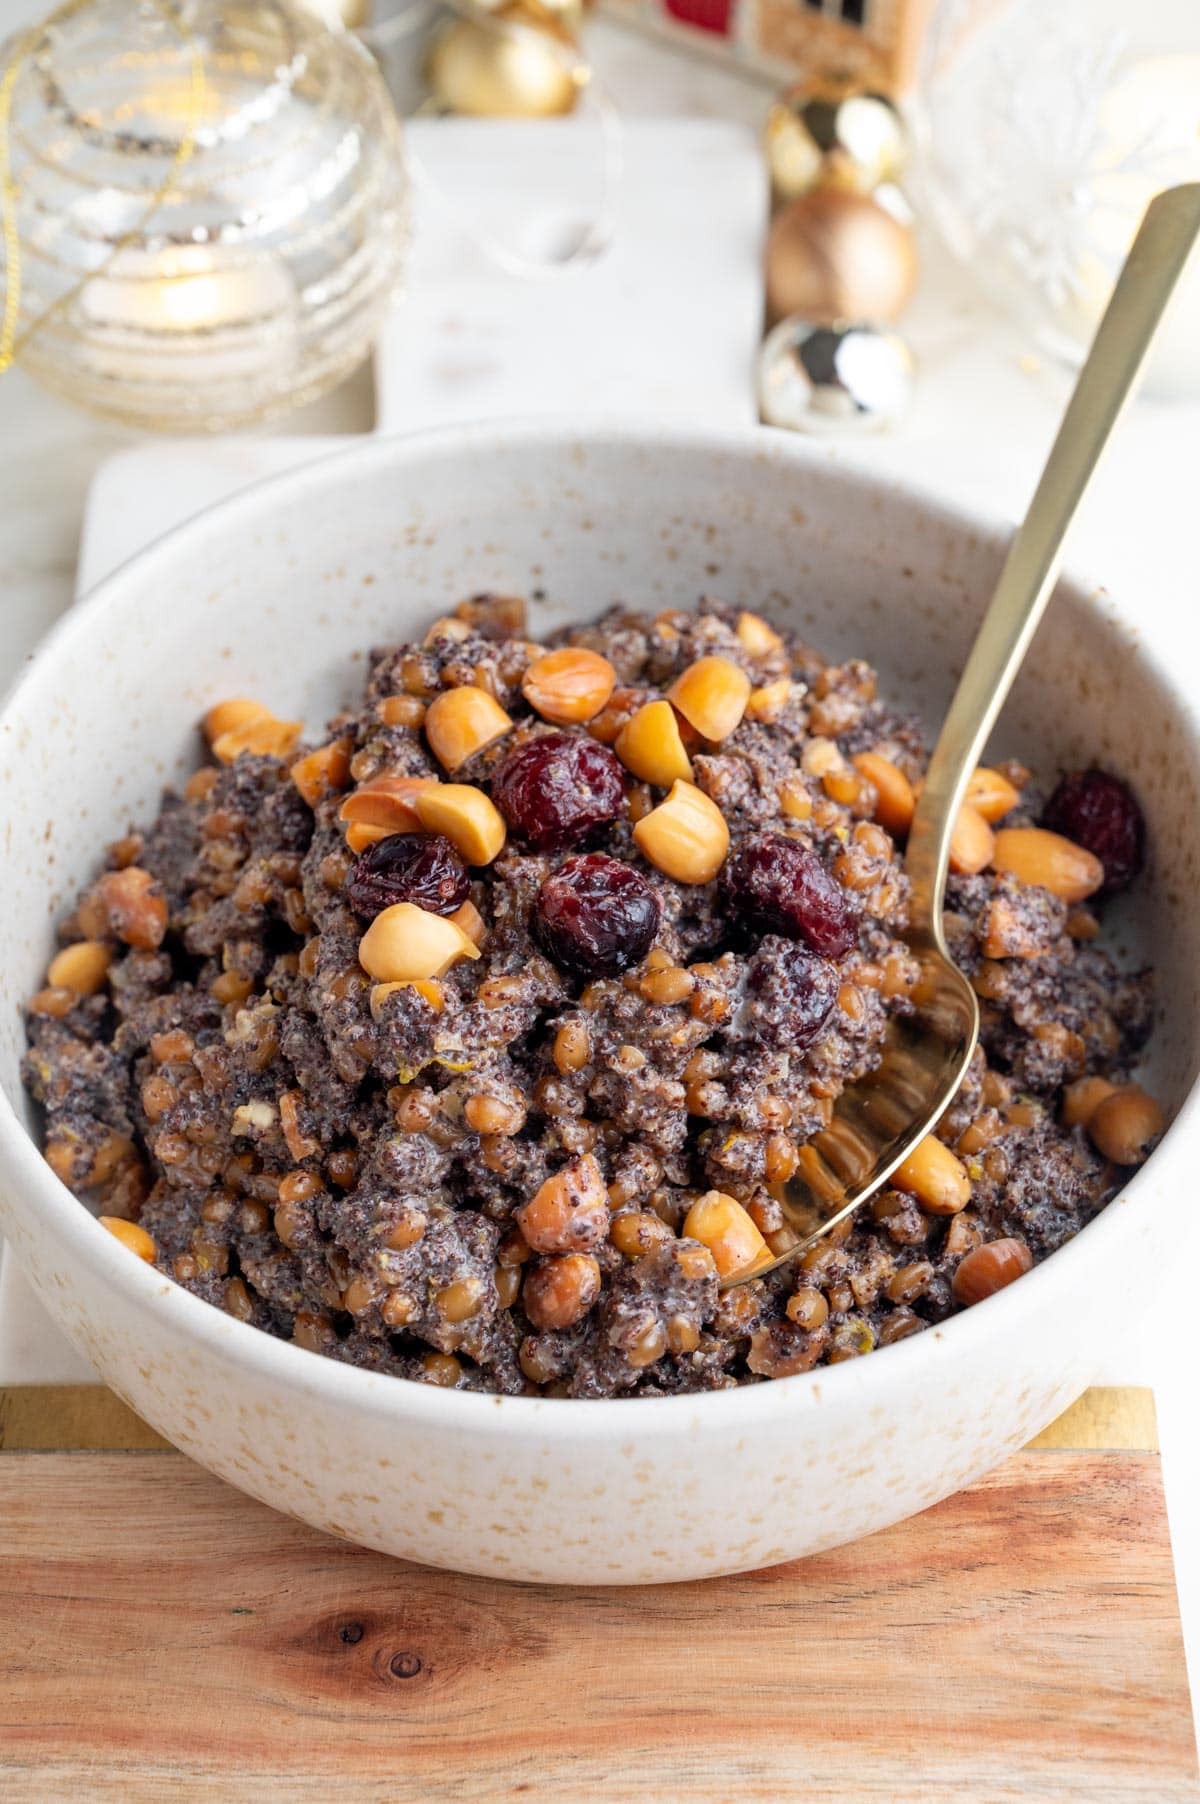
[0,0,409,430]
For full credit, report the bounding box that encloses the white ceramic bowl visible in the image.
[2,422,1197,1585]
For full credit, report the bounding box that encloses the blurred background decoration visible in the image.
[757,313,914,432]
[917,0,1200,396]
[0,0,408,429]
[766,70,906,202]
[765,185,917,325]
[0,0,622,430]
[5,0,1198,434]
[758,59,919,434]
[423,0,587,117]
[356,0,622,280]
[596,0,932,94]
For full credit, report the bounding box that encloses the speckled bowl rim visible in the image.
[2,417,1196,1441]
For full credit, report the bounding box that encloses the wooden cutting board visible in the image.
[0,1386,1195,1803]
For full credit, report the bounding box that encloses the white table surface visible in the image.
[1,0,1197,1728]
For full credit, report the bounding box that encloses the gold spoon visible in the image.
[731,182,1200,1288]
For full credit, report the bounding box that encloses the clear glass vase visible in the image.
[2,0,409,430]
[915,0,1200,396]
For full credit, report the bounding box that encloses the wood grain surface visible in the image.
[0,1421,1196,1802]
[0,1383,169,1451]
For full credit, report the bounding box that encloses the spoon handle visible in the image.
[905,182,1200,937]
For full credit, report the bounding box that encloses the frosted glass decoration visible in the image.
[916,0,1200,395]
[1,0,408,429]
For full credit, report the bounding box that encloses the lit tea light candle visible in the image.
[77,246,300,392]
[85,246,297,334]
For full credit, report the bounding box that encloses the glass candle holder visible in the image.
[915,0,1200,397]
[2,0,409,430]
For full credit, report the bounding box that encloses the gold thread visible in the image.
[0,16,43,372]
[0,0,206,378]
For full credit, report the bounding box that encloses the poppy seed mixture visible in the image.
[23,595,1161,1396]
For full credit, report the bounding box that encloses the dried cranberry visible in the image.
[344,833,470,919]
[744,939,839,1051]
[492,732,625,852]
[724,832,859,956]
[1042,768,1145,894]
[534,854,661,979]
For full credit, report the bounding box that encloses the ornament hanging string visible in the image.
[358,0,624,278]
[0,0,205,378]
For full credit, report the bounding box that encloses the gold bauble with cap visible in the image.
[766,72,907,203]
[765,187,918,326]
[425,2,585,118]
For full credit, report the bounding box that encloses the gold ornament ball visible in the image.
[765,189,918,327]
[425,7,582,118]
[766,77,907,203]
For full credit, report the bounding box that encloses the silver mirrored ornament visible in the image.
[757,317,915,435]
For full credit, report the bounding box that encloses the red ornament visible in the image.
[664,0,734,34]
